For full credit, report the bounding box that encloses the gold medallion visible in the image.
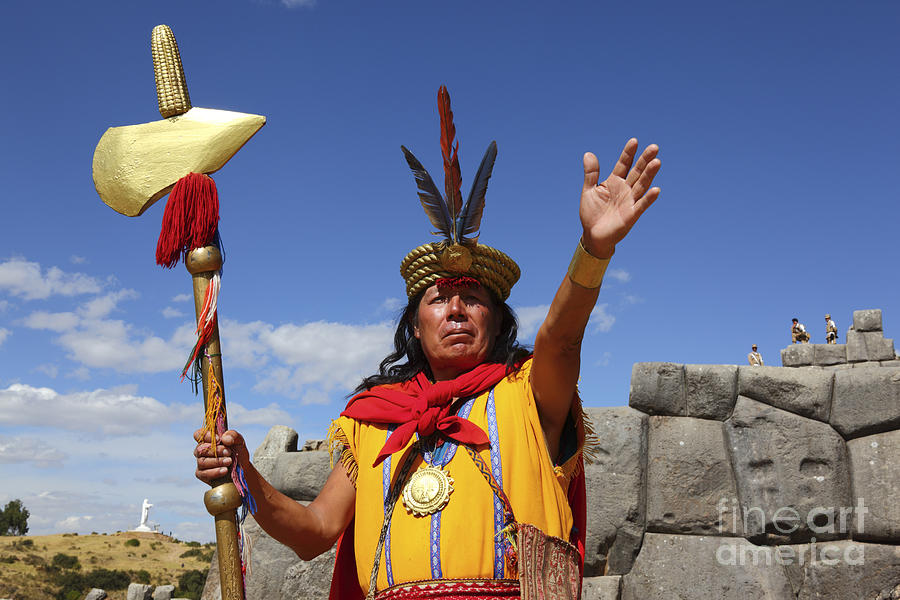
[402,465,454,517]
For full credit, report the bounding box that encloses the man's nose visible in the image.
[447,294,466,319]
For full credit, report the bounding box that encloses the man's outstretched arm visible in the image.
[532,139,661,459]
[194,429,356,560]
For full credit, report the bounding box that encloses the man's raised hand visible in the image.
[579,139,661,259]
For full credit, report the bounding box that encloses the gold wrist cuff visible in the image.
[567,241,611,288]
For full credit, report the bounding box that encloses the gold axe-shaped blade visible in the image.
[92,25,266,217]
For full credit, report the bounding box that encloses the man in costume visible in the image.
[791,318,811,344]
[748,344,764,366]
[825,314,838,344]
[194,88,661,599]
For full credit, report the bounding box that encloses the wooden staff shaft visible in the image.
[186,246,244,600]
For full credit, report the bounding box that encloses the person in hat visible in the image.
[825,314,838,344]
[791,318,810,344]
[748,344,764,366]
[193,88,661,599]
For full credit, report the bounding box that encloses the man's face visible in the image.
[413,283,501,380]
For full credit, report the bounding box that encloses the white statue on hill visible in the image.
[132,498,153,532]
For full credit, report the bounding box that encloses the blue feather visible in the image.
[401,146,454,242]
[457,141,497,244]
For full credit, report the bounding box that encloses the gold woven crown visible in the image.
[401,242,520,301]
[399,87,521,302]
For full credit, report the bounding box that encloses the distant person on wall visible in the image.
[747,344,764,366]
[791,318,810,344]
[825,314,838,344]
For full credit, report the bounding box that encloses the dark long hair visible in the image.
[352,292,531,394]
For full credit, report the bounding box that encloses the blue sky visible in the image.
[1,1,898,542]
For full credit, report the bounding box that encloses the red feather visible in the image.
[438,86,462,224]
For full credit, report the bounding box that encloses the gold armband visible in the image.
[567,241,611,288]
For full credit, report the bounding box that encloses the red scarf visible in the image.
[341,362,511,466]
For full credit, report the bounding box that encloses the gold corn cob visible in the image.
[152,25,192,118]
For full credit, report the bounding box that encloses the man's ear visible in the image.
[411,314,421,339]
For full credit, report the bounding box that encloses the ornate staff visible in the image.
[91,25,266,600]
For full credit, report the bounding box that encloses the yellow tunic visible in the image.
[330,359,583,594]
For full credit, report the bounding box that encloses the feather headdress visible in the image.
[399,87,519,301]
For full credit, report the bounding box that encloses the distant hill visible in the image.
[0,531,212,600]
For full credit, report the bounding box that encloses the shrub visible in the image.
[124,538,140,547]
[0,554,17,563]
[176,569,208,600]
[52,553,81,570]
[84,568,130,590]
[180,547,213,562]
[186,541,201,547]
[51,570,86,600]
[133,569,151,584]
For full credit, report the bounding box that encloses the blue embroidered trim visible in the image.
[486,388,505,578]
[428,397,475,580]
[382,424,397,587]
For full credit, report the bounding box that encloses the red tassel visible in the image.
[156,173,220,268]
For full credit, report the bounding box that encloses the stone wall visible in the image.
[202,310,900,600]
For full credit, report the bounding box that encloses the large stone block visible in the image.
[152,585,175,600]
[781,343,814,367]
[685,364,737,420]
[646,417,741,536]
[813,344,847,366]
[847,430,900,542]
[270,451,331,501]
[725,397,851,542]
[629,362,685,416]
[830,368,900,438]
[253,426,299,481]
[847,330,896,362]
[621,533,794,599]
[126,584,153,600]
[583,407,647,576]
[582,576,621,600]
[85,590,107,600]
[854,309,883,332]
[279,546,338,600]
[780,541,900,600]
[737,366,833,421]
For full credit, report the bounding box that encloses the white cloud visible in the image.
[33,363,59,378]
[0,300,9,312]
[67,366,91,380]
[281,0,316,7]
[79,289,139,319]
[0,258,102,300]
[623,294,644,305]
[589,304,615,333]
[162,307,185,319]
[172,293,191,303]
[595,351,612,367]
[513,304,550,339]
[380,297,405,313]
[56,320,195,374]
[0,383,196,435]
[0,328,9,346]
[227,401,291,426]
[69,255,87,265]
[0,435,67,467]
[607,268,631,283]
[251,321,393,398]
[21,311,79,332]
